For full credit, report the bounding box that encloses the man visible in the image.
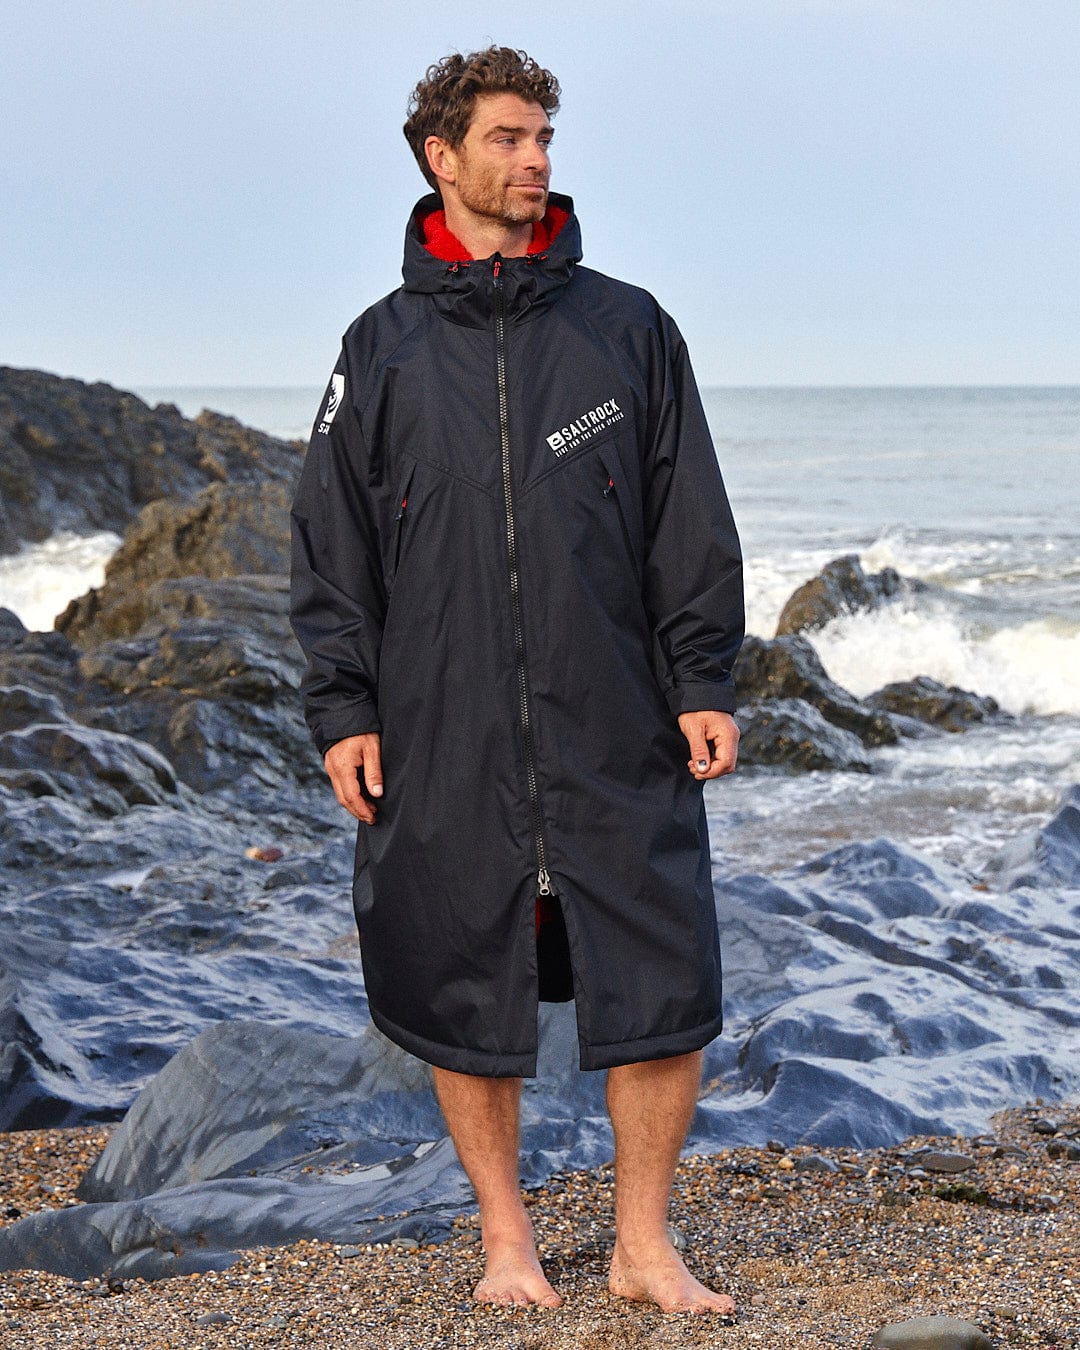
[290,46,744,1314]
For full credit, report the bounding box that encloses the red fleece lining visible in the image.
[421,204,569,262]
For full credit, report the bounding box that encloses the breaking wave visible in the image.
[811,603,1080,717]
[0,532,120,632]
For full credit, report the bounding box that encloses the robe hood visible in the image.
[401,191,582,326]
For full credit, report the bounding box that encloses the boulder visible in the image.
[733,634,899,747]
[0,365,302,555]
[57,482,292,646]
[775,553,925,635]
[0,722,180,816]
[984,783,1080,890]
[866,675,1007,732]
[736,698,872,772]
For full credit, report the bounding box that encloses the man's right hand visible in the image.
[324,733,383,824]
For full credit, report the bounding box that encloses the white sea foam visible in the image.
[0,532,120,632]
[811,603,1080,717]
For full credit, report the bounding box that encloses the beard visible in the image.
[454,153,548,225]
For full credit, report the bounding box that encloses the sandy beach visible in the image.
[0,1100,1076,1349]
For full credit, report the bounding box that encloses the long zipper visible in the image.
[493,257,555,900]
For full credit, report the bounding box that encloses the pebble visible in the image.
[1030,1117,1059,1135]
[194,1310,234,1326]
[390,1237,419,1251]
[1046,1140,1080,1161]
[792,1153,839,1173]
[871,1315,992,1349]
[244,846,284,863]
[906,1149,975,1174]
[766,1139,786,1153]
[337,1246,364,1258]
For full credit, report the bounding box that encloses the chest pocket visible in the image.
[596,443,644,576]
[383,458,418,591]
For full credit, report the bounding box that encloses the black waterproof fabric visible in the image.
[290,192,744,1076]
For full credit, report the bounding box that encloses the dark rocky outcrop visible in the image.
[775,553,926,636]
[0,366,302,555]
[0,576,318,803]
[736,698,872,772]
[57,482,292,646]
[733,634,899,750]
[866,675,1007,732]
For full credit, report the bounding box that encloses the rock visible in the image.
[57,482,292,646]
[1046,1140,1080,1160]
[0,609,27,637]
[793,1153,839,1172]
[984,784,1080,889]
[734,635,899,748]
[70,575,320,799]
[906,1149,975,1174]
[0,722,180,816]
[737,698,872,772]
[0,685,68,733]
[0,366,301,555]
[776,554,925,636]
[76,1020,435,1203]
[866,676,1006,732]
[1031,1117,1059,1135]
[194,1311,233,1326]
[872,1314,992,1349]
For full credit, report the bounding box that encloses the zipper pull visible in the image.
[395,494,408,521]
[493,258,502,279]
[603,475,615,497]
[537,867,553,897]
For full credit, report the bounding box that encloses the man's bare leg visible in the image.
[432,1066,563,1308]
[606,1050,736,1315]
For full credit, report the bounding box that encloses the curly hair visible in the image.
[404,46,561,190]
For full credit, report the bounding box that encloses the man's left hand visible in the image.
[677,711,739,781]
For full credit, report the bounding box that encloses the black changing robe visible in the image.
[290,193,744,1076]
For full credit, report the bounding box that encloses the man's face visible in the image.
[446,92,553,225]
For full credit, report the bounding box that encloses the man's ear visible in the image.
[424,135,458,187]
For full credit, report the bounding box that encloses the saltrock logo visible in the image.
[545,397,624,457]
[317,373,345,435]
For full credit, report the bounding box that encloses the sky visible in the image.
[2,0,1078,388]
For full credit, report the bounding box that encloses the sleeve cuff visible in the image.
[310,704,382,756]
[665,681,737,716]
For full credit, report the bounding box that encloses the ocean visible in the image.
[3,383,1077,879]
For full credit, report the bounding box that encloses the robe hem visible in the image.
[576,1009,724,1072]
[368,1006,538,1079]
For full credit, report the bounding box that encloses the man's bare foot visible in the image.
[609,1236,735,1315]
[475,1237,563,1308]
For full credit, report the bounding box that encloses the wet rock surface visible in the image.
[0,366,301,555]
[732,634,901,766]
[736,697,873,772]
[866,676,1007,732]
[57,481,292,646]
[0,786,1077,1278]
[775,553,927,635]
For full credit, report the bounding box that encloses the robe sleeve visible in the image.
[289,349,387,754]
[641,317,745,716]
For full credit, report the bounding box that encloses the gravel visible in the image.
[0,1100,1076,1349]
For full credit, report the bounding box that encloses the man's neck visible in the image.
[440,200,534,260]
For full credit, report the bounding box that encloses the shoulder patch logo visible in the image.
[317,373,345,435]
